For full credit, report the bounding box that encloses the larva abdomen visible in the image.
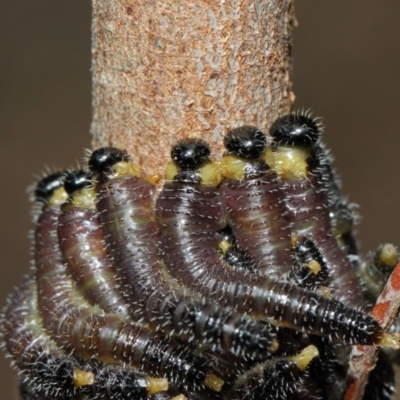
[2,275,153,400]
[157,183,228,285]
[95,175,162,318]
[58,205,131,318]
[282,176,364,308]
[220,171,293,278]
[34,183,215,392]
[94,170,276,357]
[157,181,383,346]
[2,277,77,398]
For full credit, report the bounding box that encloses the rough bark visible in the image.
[91,0,296,178]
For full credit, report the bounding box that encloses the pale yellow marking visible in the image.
[289,345,319,371]
[270,339,280,352]
[218,240,231,255]
[148,173,162,185]
[308,259,322,275]
[164,161,179,181]
[70,187,96,210]
[317,286,332,298]
[146,377,169,394]
[165,159,221,186]
[266,146,311,180]
[220,155,248,180]
[47,186,69,207]
[171,395,187,400]
[380,333,400,350]
[205,373,224,392]
[290,234,299,248]
[113,161,141,177]
[73,368,95,387]
[262,147,275,168]
[198,162,222,187]
[379,244,398,268]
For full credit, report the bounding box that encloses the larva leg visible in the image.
[218,227,254,272]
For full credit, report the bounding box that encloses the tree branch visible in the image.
[91,0,296,177]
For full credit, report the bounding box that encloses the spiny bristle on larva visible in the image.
[146,377,169,394]
[5,115,400,398]
[288,345,319,371]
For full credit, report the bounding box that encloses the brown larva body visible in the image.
[281,175,365,308]
[156,180,383,345]
[58,203,131,318]
[220,170,293,278]
[34,195,213,391]
[2,276,154,400]
[95,174,277,357]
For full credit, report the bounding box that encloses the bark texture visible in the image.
[91,0,296,178]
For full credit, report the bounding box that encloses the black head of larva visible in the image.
[224,126,267,160]
[88,147,131,175]
[171,138,211,170]
[269,114,320,147]
[34,171,67,204]
[64,169,93,195]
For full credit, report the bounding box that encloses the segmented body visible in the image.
[313,144,359,257]
[95,173,277,357]
[156,180,383,344]
[228,360,322,400]
[2,275,159,400]
[2,276,79,399]
[219,170,293,278]
[34,193,211,391]
[58,201,131,318]
[2,114,398,399]
[281,175,365,308]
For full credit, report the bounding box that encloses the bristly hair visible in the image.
[293,108,325,135]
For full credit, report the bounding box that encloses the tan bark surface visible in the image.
[91,0,296,178]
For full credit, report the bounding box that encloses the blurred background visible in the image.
[1,1,400,398]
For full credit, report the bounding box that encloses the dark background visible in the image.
[1,1,400,398]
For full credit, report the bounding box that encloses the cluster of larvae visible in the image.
[2,114,399,400]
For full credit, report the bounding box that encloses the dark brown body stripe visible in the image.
[58,203,131,318]
[3,130,398,399]
[34,200,211,390]
[220,170,293,278]
[95,175,277,357]
[281,175,365,308]
[156,181,382,344]
[2,276,153,400]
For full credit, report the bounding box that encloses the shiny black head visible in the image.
[64,170,93,195]
[270,114,320,147]
[35,172,67,204]
[88,147,130,175]
[224,126,266,160]
[171,138,210,170]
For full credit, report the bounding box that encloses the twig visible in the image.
[345,262,400,400]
